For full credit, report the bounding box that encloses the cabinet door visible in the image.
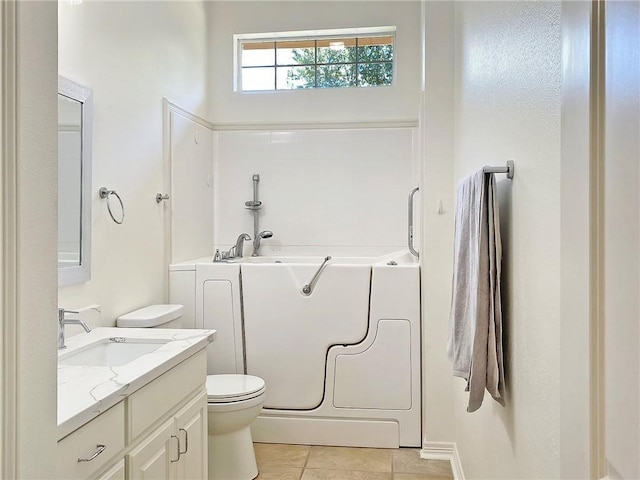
[174,391,208,480]
[96,459,125,480]
[127,419,177,480]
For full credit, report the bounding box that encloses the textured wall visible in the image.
[450,2,562,478]
[206,1,422,125]
[420,1,456,445]
[57,2,208,325]
[603,1,640,477]
[15,2,59,476]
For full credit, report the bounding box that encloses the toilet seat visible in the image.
[206,374,265,403]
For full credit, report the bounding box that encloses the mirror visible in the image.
[58,76,92,286]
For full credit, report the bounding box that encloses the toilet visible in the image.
[117,304,265,480]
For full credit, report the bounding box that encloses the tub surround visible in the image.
[57,327,215,439]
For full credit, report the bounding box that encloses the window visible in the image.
[235,27,395,92]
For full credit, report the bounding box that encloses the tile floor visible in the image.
[254,443,454,480]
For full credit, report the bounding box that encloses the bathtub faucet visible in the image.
[215,233,252,262]
[230,233,252,259]
[252,230,273,257]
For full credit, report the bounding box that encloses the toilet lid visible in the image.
[206,374,265,403]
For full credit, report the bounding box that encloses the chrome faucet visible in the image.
[58,308,91,350]
[228,233,251,259]
[252,230,273,257]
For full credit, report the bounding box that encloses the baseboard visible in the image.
[421,442,465,480]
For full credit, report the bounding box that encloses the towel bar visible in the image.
[483,160,514,179]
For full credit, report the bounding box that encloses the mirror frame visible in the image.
[58,76,93,286]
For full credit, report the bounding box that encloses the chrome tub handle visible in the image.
[408,186,419,258]
[302,256,332,296]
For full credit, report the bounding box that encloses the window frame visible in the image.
[233,26,396,92]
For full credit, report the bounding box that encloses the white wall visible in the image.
[169,108,214,264]
[57,2,208,326]
[559,2,593,477]
[13,2,59,476]
[420,1,564,478]
[214,127,417,256]
[420,1,456,445]
[207,1,421,257]
[452,2,562,477]
[206,1,422,125]
[603,2,640,477]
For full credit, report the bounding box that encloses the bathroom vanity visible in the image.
[57,328,215,480]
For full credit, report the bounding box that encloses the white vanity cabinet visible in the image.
[127,391,207,480]
[97,460,126,480]
[57,402,126,480]
[58,350,208,480]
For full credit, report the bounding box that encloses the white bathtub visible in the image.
[169,250,421,448]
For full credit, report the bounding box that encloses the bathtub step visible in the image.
[251,416,401,448]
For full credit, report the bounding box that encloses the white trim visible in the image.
[212,119,418,132]
[163,98,214,130]
[57,76,93,287]
[1,2,18,477]
[235,26,396,43]
[421,442,465,480]
[234,26,396,92]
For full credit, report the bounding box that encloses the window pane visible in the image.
[317,64,356,88]
[276,40,315,66]
[356,36,394,62]
[357,62,393,86]
[317,38,356,64]
[277,66,315,89]
[242,67,275,91]
[236,29,396,92]
[242,42,275,67]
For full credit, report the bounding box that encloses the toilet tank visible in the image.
[116,304,184,329]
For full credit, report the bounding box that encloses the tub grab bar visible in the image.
[408,186,419,258]
[302,256,332,296]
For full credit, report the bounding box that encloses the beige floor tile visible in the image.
[255,466,303,480]
[306,446,393,472]
[393,474,453,480]
[254,443,311,468]
[302,469,392,480]
[392,449,453,477]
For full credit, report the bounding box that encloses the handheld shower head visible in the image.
[252,230,273,256]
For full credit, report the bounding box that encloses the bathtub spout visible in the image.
[228,233,251,259]
[252,230,273,257]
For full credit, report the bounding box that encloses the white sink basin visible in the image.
[59,337,170,367]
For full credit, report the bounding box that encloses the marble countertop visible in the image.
[57,327,215,440]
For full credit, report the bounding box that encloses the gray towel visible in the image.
[447,170,505,412]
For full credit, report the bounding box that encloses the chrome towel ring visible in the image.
[98,187,125,224]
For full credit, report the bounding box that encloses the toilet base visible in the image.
[208,426,258,480]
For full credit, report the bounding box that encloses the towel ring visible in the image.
[98,187,125,224]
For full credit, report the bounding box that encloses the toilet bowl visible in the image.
[206,375,265,480]
[117,305,266,480]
